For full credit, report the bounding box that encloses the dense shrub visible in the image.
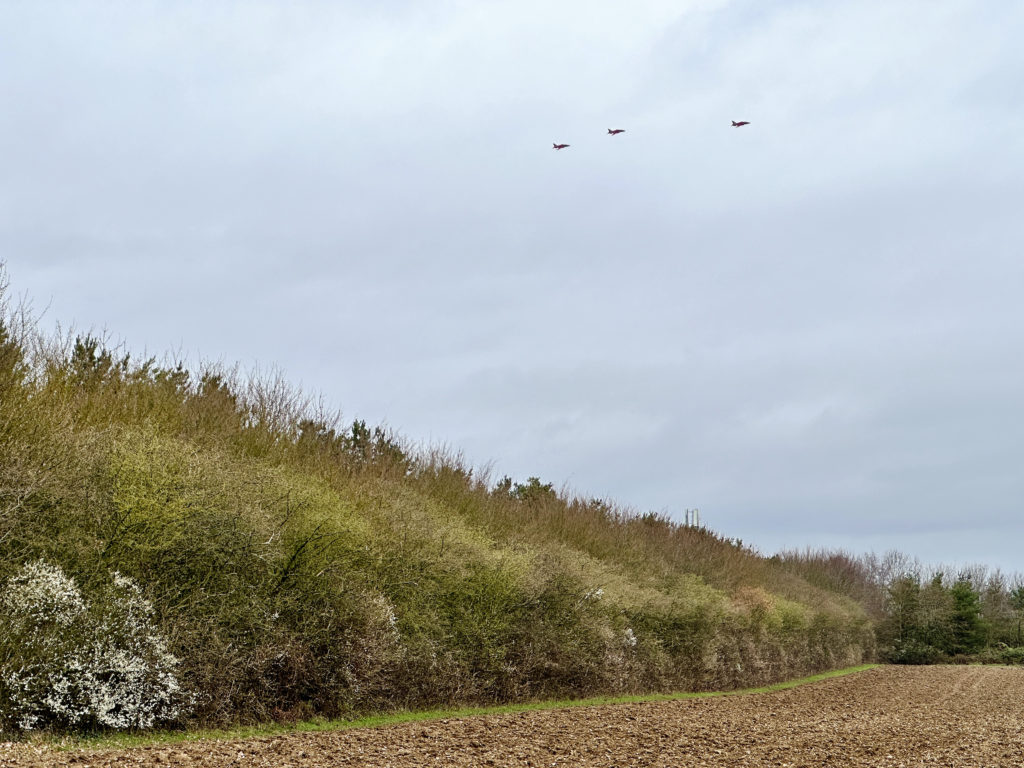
[971,646,1024,665]
[886,639,944,665]
[0,561,187,733]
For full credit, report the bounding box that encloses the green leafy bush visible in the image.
[885,638,944,665]
[971,646,1024,665]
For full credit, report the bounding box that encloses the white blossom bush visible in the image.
[342,591,404,699]
[3,561,86,631]
[0,561,189,733]
[622,627,638,649]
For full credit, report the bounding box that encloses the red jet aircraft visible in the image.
[607,129,625,135]
[552,143,570,150]
[731,121,751,127]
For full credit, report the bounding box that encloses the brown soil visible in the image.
[4,666,1024,767]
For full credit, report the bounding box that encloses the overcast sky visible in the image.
[3,1,1023,573]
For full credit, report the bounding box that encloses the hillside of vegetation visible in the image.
[4,269,1024,737]
[0,272,873,733]
[0,274,877,733]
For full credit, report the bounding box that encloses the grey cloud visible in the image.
[3,0,1023,572]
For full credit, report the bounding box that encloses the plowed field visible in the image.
[4,666,1024,767]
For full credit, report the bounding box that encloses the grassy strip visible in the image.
[55,664,879,751]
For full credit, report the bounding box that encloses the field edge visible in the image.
[48,664,881,751]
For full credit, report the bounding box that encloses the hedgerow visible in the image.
[0,264,877,732]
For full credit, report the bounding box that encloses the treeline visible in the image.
[775,549,1024,664]
[0,267,874,734]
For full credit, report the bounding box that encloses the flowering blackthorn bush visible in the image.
[623,627,638,648]
[0,561,189,733]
